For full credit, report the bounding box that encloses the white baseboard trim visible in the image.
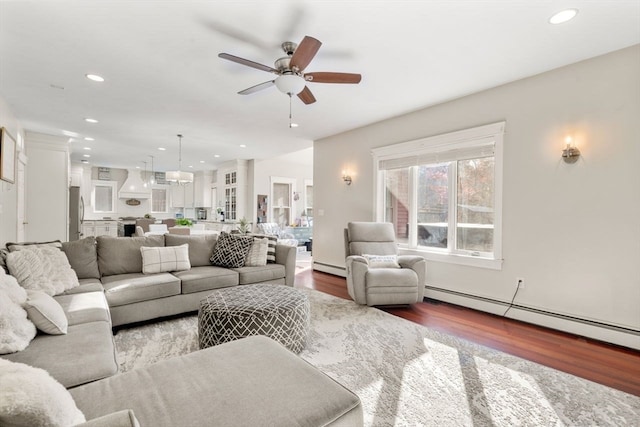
[312,262,346,277]
[425,286,640,351]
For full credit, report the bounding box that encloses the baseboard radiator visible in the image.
[425,285,640,351]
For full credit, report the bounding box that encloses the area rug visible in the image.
[114,289,640,426]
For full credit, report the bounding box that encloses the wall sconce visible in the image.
[561,136,580,164]
[342,172,352,185]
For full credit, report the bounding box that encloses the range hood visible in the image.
[118,169,151,199]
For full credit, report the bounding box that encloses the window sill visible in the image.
[399,247,503,270]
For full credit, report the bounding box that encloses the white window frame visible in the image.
[304,179,313,217]
[270,176,296,227]
[91,180,117,214]
[372,122,504,270]
[150,186,169,213]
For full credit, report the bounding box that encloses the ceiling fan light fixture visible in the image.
[275,74,306,95]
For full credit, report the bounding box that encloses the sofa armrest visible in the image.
[275,244,297,286]
[345,255,369,304]
[397,255,426,301]
[75,410,140,427]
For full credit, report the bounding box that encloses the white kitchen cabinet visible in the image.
[194,171,213,207]
[82,220,118,238]
[170,183,194,208]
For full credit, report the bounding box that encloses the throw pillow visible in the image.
[24,290,68,335]
[249,233,277,263]
[6,240,62,252]
[6,246,80,296]
[210,232,253,268]
[245,237,269,267]
[0,359,86,426]
[140,244,191,274]
[61,236,100,279]
[165,234,217,267]
[363,254,401,268]
[0,270,36,354]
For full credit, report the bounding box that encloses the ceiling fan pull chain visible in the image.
[289,93,293,128]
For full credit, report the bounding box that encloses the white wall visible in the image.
[314,45,640,348]
[0,96,23,246]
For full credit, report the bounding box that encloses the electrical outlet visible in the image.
[517,277,525,288]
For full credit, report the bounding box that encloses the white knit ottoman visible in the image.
[198,284,310,353]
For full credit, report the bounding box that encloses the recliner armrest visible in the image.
[397,255,426,301]
[397,255,424,269]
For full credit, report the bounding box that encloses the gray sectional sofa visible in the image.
[1,234,364,426]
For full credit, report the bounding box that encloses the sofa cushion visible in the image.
[210,232,253,268]
[101,273,180,307]
[140,244,190,274]
[0,270,36,354]
[76,410,140,427]
[245,237,268,267]
[0,358,86,426]
[6,246,80,296]
[172,266,238,294]
[232,264,286,285]
[55,291,111,326]
[63,279,104,295]
[70,336,362,427]
[0,321,118,388]
[24,290,68,335]
[97,235,164,277]
[164,234,217,267]
[62,236,101,279]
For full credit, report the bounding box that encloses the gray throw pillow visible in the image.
[210,232,253,268]
[62,237,100,279]
[165,234,217,267]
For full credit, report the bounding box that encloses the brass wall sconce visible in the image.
[342,173,352,185]
[562,136,580,163]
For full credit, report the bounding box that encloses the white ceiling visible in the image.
[1,1,638,172]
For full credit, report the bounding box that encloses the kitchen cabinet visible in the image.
[82,220,118,238]
[194,171,213,207]
[170,182,194,208]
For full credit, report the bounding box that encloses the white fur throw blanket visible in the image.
[0,269,36,354]
[0,358,86,426]
[6,247,79,296]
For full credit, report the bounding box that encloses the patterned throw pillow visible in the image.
[210,232,254,268]
[249,233,277,263]
[140,244,191,274]
[363,254,401,268]
[245,237,269,267]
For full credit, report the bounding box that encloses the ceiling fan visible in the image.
[218,36,361,105]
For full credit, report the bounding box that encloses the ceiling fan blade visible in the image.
[305,72,362,84]
[289,36,321,72]
[238,80,275,95]
[218,53,278,74]
[297,86,316,105]
[203,21,272,50]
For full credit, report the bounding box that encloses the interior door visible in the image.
[16,151,27,242]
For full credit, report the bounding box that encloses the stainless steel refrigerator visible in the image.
[69,186,84,241]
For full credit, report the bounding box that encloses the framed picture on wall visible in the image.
[0,127,17,184]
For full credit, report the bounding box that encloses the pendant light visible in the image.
[166,134,194,184]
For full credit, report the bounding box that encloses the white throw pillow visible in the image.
[245,237,269,267]
[363,254,401,268]
[0,273,36,354]
[24,290,68,335]
[6,246,79,296]
[0,358,86,426]
[140,244,191,274]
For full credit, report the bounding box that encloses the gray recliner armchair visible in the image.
[344,222,426,306]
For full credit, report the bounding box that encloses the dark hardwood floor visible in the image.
[295,267,640,397]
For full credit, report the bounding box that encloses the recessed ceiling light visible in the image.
[549,9,578,24]
[85,74,105,82]
[158,147,166,151]
[83,154,91,158]
[290,123,299,128]
[84,118,98,123]
[136,166,140,169]
[83,147,91,150]
[62,130,80,137]
[240,144,246,148]
[81,160,89,164]
[199,160,205,163]
[188,165,194,168]
[84,137,94,141]
[214,154,220,158]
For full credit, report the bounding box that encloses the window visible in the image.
[304,180,313,217]
[373,122,504,269]
[271,176,296,228]
[225,187,237,220]
[91,180,117,214]
[151,187,168,213]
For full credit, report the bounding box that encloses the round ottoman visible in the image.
[198,284,310,353]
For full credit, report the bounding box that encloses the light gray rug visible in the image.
[114,289,640,426]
